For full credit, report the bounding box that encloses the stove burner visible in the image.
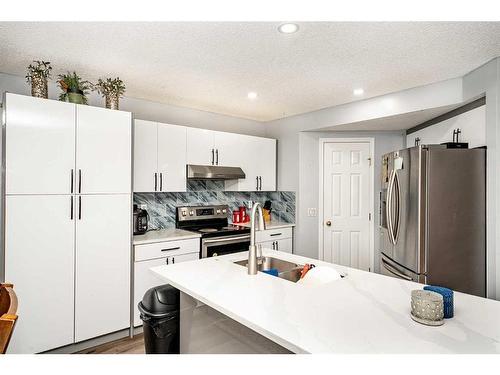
[199,228,218,233]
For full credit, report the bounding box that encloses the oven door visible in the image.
[202,234,251,258]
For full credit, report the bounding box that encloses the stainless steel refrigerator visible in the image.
[379,145,486,297]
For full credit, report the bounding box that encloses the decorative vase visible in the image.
[67,90,85,105]
[31,75,48,99]
[105,93,120,110]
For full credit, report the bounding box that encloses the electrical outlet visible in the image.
[307,208,317,217]
[140,204,147,210]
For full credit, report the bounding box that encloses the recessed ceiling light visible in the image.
[247,92,258,100]
[353,88,364,96]
[278,23,299,34]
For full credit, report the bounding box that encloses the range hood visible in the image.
[187,164,246,180]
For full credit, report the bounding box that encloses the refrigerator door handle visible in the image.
[386,170,396,245]
[393,170,401,244]
[382,258,412,281]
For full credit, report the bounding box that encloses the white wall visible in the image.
[297,131,405,271]
[406,105,486,148]
[0,72,267,137]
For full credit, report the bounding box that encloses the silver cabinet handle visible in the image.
[276,241,279,251]
[256,176,259,190]
[161,247,180,252]
[258,176,262,190]
[270,233,282,237]
[154,173,157,191]
[172,257,175,264]
[78,169,82,194]
[382,259,412,281]
[272,241,275,250]
[166,257,169,265]
[70,196,73,220]
[70,169,74,194]
[211,149,215,165]
[159,173,163,191]
[78,196,82,220]
[215,149,219,165]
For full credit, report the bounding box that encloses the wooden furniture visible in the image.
[3,93,132,353]
[0,283,18,354]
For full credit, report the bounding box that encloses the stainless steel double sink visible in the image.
[234,256,303,283]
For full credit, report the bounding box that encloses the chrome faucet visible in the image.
[248,202,266,275]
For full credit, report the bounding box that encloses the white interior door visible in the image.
[134,120,158,192]
[5,93,75,195]
[186,127,215,165]
[5,195,75,353]
[75,194,131,342]
[157,123,187,192]
[322,141,372,271]
[76,105,132,194]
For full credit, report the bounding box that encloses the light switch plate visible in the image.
[307,208,317,217]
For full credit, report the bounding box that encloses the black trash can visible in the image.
[138,284,180,354]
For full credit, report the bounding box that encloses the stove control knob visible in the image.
[181,210,187,217]
[216,209,221,214]
[222,209,227,214]
[189,210,194,216]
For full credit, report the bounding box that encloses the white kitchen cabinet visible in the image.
[186,127,215,166]
[257,138,277,191]
[213,131,246,167]
[5,195,75,353]
[134,120,158,192]
[75,194,131,342]
[5,93,76,195]
[261,238,293,253]
[134,120,187,192]
[157,123,187,192]
[133,239,199,326]
[76,105,132,194]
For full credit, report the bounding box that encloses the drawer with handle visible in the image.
[134,238,200,262]
[255,227,293,243]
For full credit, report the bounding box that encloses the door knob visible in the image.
[326,220,332,226]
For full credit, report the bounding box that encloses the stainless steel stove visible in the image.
[176,205,250,258]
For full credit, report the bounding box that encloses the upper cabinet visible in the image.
[5,93,132,195]
[76,105,132,194]
[134,120,187,192]
[5,94,76,195]
[136,120,276,192]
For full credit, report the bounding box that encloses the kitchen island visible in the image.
[151,249,500,354]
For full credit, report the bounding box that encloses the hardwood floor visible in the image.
[77,333,145,354]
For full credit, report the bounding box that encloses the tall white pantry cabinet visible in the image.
[2,93,132,353]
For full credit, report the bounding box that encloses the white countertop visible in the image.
[235,220,295,230]
[152,249,500,354]
[133,228,201,245]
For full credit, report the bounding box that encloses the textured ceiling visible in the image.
[0,22,499,121]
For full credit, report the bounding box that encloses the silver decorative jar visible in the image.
[105,93,120,110]
[410,290,444,326]
[31,74,48,99]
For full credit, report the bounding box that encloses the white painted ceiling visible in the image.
[0,22,499,121]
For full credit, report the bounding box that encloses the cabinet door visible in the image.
[75,194,131,342]
[213,131,245,167]
[276,238,293,254]
[133,258,168,326]
[257,138,277,191]
[134,120,158,192]
[158,123,187,192]
[172,252,199,264]
[76,105,132,194]
[186,127,215,165]
[5,93,75,195]
[5,195,75,353]
[236,136,261,191]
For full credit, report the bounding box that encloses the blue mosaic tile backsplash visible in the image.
[134,180,296,230]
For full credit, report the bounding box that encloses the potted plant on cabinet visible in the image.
[93,77,126,110]
[58,72,91,104]
[25,60,52,99]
